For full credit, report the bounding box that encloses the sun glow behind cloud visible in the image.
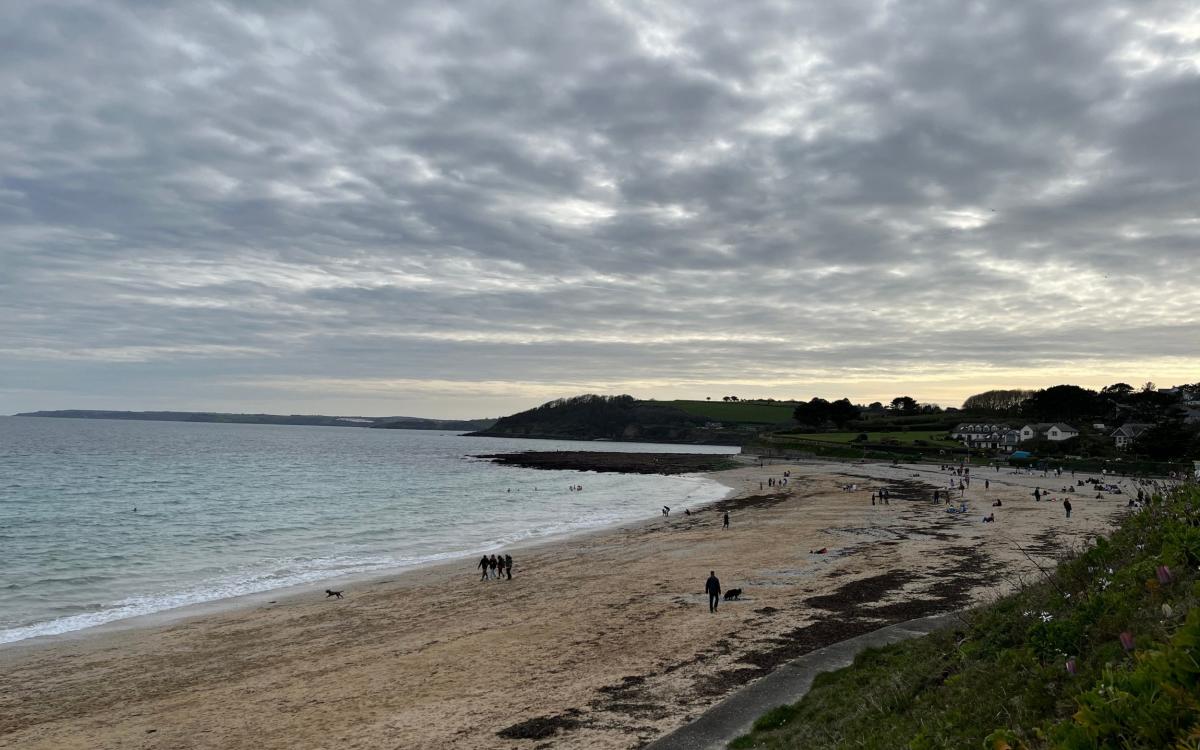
[0,0,1198,418]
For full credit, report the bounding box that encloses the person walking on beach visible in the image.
[504,554,513,580]
[1034,487,1042,502]
[705,571,721,613]
[723,511,730,529]
[489,554,499,579]
[1063,498,1072,518]
[478,555,490,581]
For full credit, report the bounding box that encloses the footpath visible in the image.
[645,611,959,750]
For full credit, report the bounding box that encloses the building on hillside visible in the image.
[1111,423,1152,449]
[1020,423,1080,442]
[951,423,1009,441]
[970,429,1022,453]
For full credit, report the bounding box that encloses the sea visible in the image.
[0,416,737,645]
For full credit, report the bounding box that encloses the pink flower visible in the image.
[1065,658,1077,675]
[1156,565,1173,585]
[1119,631,1135,651]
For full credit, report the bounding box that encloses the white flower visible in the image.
[1040,612,1053,622]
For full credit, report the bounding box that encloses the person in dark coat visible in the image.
[478,555,489,581]
[504,554,513,580]
[705,571,721,613]
[1063,498,1072,518]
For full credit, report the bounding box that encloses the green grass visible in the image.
[663,400,798,425]
[775,430,961,447]
[731,484,1200,749]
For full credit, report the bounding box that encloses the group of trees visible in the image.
[792,397,860,428]
[957,381,1200,460]
[961,389,1036,414]
[961,382,1198,425]
[790,395,940,427]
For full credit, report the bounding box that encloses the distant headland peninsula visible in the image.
[14,410,496,432]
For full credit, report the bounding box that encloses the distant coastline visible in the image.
[13,410,495,432]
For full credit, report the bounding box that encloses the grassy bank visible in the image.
[732,483,1200,749]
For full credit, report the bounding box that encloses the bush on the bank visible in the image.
[731,484,1200,750]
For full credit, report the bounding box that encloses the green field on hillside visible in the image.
[663,400,797,424]
[778,430,960,447]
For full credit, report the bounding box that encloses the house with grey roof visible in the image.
[1020,423,1080,442]
[1111,423,1152,449]
[951,423,1009,441]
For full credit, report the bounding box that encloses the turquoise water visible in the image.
[0,417,735,644]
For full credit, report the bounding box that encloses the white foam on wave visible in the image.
[1,473,731,645]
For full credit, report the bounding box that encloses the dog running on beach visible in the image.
[723,588,742,601]
[325,589,343,599]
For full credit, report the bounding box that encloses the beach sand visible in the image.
[0,461,1137,750]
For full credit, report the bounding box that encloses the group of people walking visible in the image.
[478,553,513,580]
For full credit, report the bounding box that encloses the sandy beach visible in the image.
[0,460,1142,750]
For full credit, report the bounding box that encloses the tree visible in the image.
[1101,382,1135,399]
[961,389,1035,413]
[793,397,832,427]
[889,396,919,414]
[1022,385,1100,421]
[1132,419,1198,460]
[828,398,859,428]
[867,402,884,411]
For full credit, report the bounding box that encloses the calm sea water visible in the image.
[0,417,736,644]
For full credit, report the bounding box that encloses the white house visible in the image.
[972,429,1022,453]
[951,423,1009,441]
[1111,423,1152,449]
[1020,423,1080,442]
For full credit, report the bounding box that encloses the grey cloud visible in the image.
[1,0,1198,417]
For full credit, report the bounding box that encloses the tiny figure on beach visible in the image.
[1063,498,1072,518]
[505,554,513,579]
[705,571,721,613]
[684,508,691,516]
[662,505,671,517]
[985,479,990,490]
[723,511,730,528]
[325,589,344,598]
[982,514,995,523]
[478,555,490,581]
[1034,487,1042,502]
[489,554,500,579]
[992,498,1003,507]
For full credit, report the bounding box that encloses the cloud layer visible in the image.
[2,1,1198,417]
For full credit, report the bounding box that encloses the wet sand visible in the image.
[0,461,1136,750]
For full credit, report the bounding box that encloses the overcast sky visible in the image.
[2,1,1198,419]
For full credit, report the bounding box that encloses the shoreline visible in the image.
[0,460,1143,749]
[1,468,738,653]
